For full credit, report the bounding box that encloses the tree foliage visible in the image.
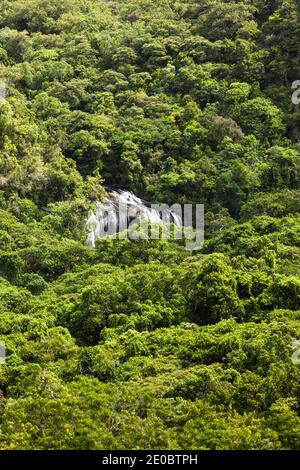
[0,0,299,450]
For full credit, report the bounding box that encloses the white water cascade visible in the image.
[87,190,182,247]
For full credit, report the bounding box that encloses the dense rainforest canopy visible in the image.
[0,0,299,450]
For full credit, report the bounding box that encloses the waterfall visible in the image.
[87,190,182,247]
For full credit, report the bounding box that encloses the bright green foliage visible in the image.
[0,0,299,450]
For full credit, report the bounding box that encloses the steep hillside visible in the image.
[0,0,299,450]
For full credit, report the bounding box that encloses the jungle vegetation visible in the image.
[0,0,299,450]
